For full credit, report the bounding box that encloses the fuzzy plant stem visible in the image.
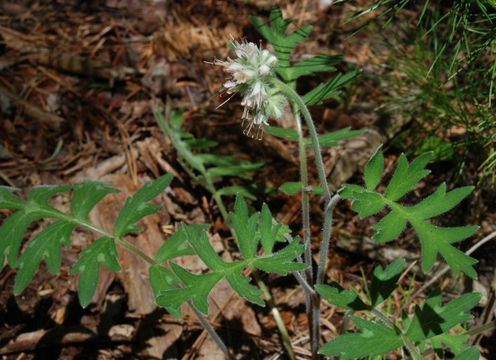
[273,78,336,359]
[294,110,313,284]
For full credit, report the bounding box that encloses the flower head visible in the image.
[214,40,286,139]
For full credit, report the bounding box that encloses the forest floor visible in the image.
[0,0,495,359]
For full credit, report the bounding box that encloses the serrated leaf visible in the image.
[340,151,478,277]
[253,240,307,275]
[231,196,260,259]
[0,187,23,210]
[71,182,119,221]
[206,162,263,180]
[364,146,384,191]
[278,54,341,82]
[310,128,365,148]
[316,283,368,311]
[319,316,403,359]
[303,70,359,105]
[14,221,75,295]
[251,7,312,69]
[149,264,182,318]
[183,224,226,271]
[430,334,470,355]
[259,203,281,254]
[412,221,478,277]
[155,225,201,262]
[265,126,298,141]
[216,185,256,200]
[372,209,407,243]
[114,174,173,237]
[409,184,474,219]
[28,185,72,205]
[370,259,406,306]
[453,347,480,360]
[340,185,385,218]
[70,236,121,308]
[226,271,264,306]
[279,181,302,195]
[385,153,432,201]
[0,211,41,268]
[159,263,223,315]
[405,293,481,342]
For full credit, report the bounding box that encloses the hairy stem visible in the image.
[273,78,331,201]
[294,111,313,284]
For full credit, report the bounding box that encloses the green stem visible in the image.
[272,78,331,201]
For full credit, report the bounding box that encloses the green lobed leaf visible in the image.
[70,236,121,308]
[159,263,223,315]
[253,239,307,275]
[370,259,407,306]
[340,149,478,277]
[259,203,281,254]
[114,174,173,237]
[71,182,119,221]
[405,292,481,342]
[206,162,263,180]
[316,283,368,311]
[155,225,200,262]
[225,271,264,306]
[215,185,256,200]
[27,185,72,205]
[303,70,359,105]
[278,54,342,82]
[364,145,384,191]
[14,221,75,295]
[182,224,226,271]
[430,333,471,355]
[231,196,260,260]
[319,316,403,359]
[385,152,432,201]
[0,211,41,268]
[251,7,312,70]
[453,347,480,360]
[0,187,23,210]
[149,264,182,318]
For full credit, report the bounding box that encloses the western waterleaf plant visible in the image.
[0,5,489,360]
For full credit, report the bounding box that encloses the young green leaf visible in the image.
[159,263,223,315]
[114,174,173,237]
[405,292,481,342]
[364,145,384,191]
[71,182,119,221]
[385,152,432,201]
[0,187,23,210]
[430,333,471,355]
[340,148,478,277]
[251,7,312,70]
[453,347,480,360]
[253,239,307,275]
[215,185,256,200]
[259,203,281,254]
[319,316,403,359]
[370,259,407,306]
[278,54,342,82]
[14,221,75,295]
[303,70,359,105]
[149,264,183,318]
[225,271,264,306]
[70,236,121,308]
[316,282,368,311]
[231,196,260,260]
[155,225,200,262]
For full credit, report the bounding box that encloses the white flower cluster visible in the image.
[214,41,286,139]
